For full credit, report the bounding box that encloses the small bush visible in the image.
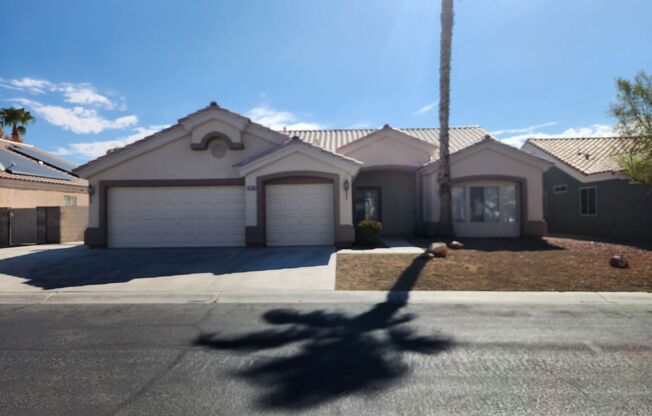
[355,220,382,246]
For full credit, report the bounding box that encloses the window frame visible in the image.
[451,185,466,222]
[578,186,597,216]
[469,185,501,223]
[353,186,382,224]
[63,195,78,207]
[552,184,568,194]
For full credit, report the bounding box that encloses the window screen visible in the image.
[64,195,77,207]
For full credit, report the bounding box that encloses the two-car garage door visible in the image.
[107,186,245,248]
[106,183,334,248]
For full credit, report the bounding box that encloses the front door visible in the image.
[353,187,381,224]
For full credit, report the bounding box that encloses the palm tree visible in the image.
[0,107,35,143]
[437,0,454,236]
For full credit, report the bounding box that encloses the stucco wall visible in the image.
[344,136,431,167]
[86,132,278,227]
[243,151,354,226]
[422,147,545,224]
[0,187,89,208]
[544,166,652,240]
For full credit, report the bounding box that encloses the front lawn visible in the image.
[336,237,652,292]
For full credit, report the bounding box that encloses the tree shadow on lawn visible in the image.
[193,256,455,411]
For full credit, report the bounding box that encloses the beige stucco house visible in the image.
[74,102,552,248]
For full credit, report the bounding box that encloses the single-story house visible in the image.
[0,139,88,208]
[0,139,89,246]
[523,137,652,241]
[74,102,552,248]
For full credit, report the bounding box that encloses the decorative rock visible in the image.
[419,251,435,259]
[609,255,629,269]
[427,242,448,257]
[450,240,464,249]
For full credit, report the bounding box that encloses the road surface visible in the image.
[0,302,650,415]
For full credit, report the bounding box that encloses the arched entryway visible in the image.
[352,167,417,235]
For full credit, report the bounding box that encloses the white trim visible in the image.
[578,186,598,216]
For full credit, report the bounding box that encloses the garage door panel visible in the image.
[266,183,334,246]
[108,186,245,248]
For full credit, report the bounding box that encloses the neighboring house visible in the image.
[523,137,652,241]
[0,139,88,208]
[0,139,89,246]
[74,102,552,248]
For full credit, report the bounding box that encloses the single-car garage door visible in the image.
[107,186,245,247]
[266,183,334,246]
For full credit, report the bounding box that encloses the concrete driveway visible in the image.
[0,244,336,292]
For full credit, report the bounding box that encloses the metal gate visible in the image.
[9,208,37,245]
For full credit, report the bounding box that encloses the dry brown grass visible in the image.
[336,237,652,292]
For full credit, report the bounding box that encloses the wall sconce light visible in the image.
[88,185,95,196]
[343,179,350,199]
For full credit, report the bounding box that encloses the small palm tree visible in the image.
[0,107,35,143]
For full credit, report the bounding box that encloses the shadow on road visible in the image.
[193,256,455,411]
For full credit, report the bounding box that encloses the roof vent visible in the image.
[578,151,590,160]
[382,124,391,129]
[291,135,302,142]
[209,101,218,107]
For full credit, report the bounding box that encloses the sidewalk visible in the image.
[1,290,650,305]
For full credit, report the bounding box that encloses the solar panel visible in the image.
[8,143,77,173]
[0,148,73,181]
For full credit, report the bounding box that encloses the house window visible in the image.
[452,186,465,222]
[63,195,77,206]
[553,184,567,193]
[470,186,500,222]
[354,188,381,223]
[579,187,597,216]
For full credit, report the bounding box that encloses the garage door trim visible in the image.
[247,171,340,246]
[95,178,245,247]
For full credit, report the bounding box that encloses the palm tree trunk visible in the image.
[10,124,23,143]
[437,0,454,236]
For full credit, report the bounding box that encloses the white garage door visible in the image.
[107,186,245,248]
[266,183,334,246]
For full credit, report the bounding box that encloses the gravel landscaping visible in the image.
[336,236,652,292]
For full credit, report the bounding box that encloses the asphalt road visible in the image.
[0,302,650,415]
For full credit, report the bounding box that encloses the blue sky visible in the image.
[1,0,651,163]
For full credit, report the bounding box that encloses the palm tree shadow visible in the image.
[193,256,455,410]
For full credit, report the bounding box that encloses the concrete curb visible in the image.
[0,290,650,305]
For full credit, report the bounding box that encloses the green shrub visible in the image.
[355,220,382,246]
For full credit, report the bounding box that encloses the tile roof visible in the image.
[286,126,488,153]
[75,102,289,174]
[233,136,363,169]
[526,137,635,175]
[73,102,490,175]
